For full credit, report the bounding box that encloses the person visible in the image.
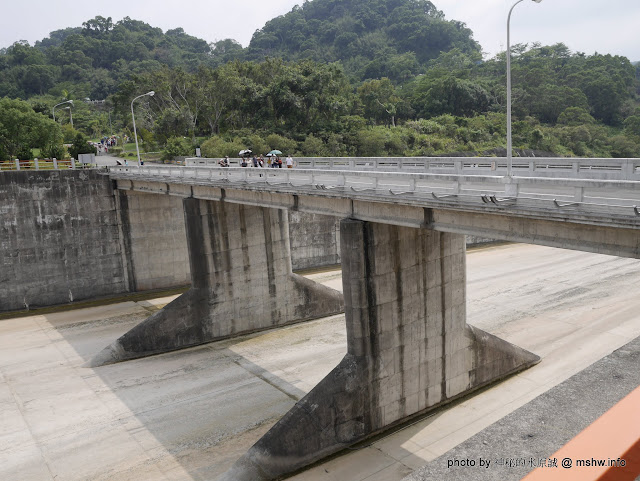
[258,154,264,167]
[241,157,248,167]
[286,155,293,169]
[252,156,258,168]
[267,156,272,168]
[219,156,229,167]
[277,156,283,168]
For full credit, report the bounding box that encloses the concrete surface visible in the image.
[222,222,537,480]
[118,190,190,291]
[1,169,352,314]
[90,200,344,366]
[404,333,640,481]
[1,243,640,481]
[0,170,127,312]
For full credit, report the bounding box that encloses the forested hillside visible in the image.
[0,0,639,162]
[244,0,479,82]
[0,16,212,100]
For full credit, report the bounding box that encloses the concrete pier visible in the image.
[222,220,539,480]
[89,199,344,366]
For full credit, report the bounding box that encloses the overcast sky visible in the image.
[2,0,639,61]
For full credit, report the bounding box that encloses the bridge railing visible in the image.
[109,165,640,220]
[183,156,640,181]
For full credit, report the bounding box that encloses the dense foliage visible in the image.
[0,16,212,100]
[0,97,61,160]
[244,0,480,82]
[0,1,639,160]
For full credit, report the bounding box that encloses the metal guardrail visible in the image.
[184,156,640,181]
[0,159,79,171]
[109,165,640,222]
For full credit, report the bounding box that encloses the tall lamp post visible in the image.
[131,91,155,167]
[63,106,74,129]
[52,99,73,123]
[506,0,542,177]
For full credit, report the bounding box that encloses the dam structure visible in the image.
[87,158,639,480]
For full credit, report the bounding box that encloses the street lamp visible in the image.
[506,0,542,178]
[52,99,73,122]
[131,91,155,167]
[63,106,73,129]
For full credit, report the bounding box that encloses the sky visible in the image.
[2,0,639,62]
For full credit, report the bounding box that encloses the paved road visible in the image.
[1,244,639,481]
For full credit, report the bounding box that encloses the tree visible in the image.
[68,132,96,159]
[0,97,61,160]
[623,115,640,139]
[411,75,491,118]
[162,136,191,160]
[357,78,402,126]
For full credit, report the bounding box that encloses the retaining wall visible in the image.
[0,170,126,311]
[0,171,345,313]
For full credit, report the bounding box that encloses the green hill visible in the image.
[244,0,480,81]
[0,16,213,100]
[0,1,638,161]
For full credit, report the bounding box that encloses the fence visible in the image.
[184,156,640,181]
[109,165,640,220]
[0,159,81,171]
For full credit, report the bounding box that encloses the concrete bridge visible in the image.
[87,160,640,480]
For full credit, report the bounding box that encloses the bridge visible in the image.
[86,158,640,481]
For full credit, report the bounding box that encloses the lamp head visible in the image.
[532,0,542,3]
[148,91,155,97]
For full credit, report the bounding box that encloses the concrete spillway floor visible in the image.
[1,243,640,481]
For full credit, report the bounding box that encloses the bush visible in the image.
[68,133,97,160]
[301,134,327,156]
[244,134,270,157]
[200,136,245,158]
[265,133,298,155]
[61,124,78,143]
[16,145,33,160]
[41,143,66,160]
[355,128,387,157]
[162,136,192,160]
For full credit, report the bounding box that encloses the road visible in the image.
[1,243,639,481]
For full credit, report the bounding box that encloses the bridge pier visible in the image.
[89,198,344,366]
[221,219,539,480]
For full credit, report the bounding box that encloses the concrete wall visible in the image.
[90,200,344,366]
[0,171,493,314]
[0,170,127,311]
[223,220,538,480]
[288,211,341,270]
[118,191,190,291]
[0,172,345,313]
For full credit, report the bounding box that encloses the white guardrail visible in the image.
[109,164,640,220]
[184,156,640,181]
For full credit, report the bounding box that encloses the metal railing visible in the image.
[0,159,80,171]
[184,156,640,181]
[108,165,640,221]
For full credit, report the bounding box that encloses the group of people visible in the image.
[96,135,120,155]
[219,154,295,168]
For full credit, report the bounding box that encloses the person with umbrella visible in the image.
[267,150,282,168]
